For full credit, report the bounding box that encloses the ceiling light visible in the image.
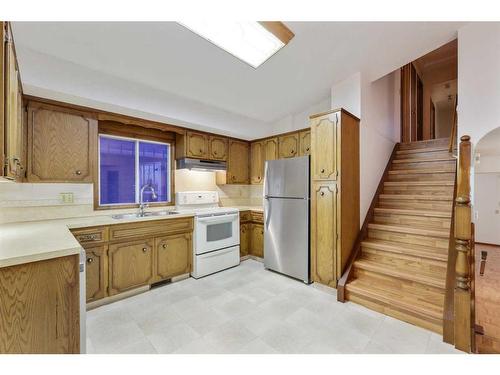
[179,21,294,68]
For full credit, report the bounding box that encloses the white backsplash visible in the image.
[0,170,263,224]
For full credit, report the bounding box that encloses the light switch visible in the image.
[60,192,74,204]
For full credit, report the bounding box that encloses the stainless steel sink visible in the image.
[111,211,179,220]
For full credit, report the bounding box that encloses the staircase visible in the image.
[345,138,456,334]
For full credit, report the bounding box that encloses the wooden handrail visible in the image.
[448,95,458,153]
[453,135,474,352]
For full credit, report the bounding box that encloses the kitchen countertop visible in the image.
[0,206,263,269]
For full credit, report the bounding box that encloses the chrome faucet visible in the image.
[138,183,158,217]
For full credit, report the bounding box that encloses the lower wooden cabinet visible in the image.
[240,223,250,257]
[85,245,108,303]
[250,223,264,258]
[108,239,155,296]
[155,233,192,281]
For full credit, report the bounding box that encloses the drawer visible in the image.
[71,226,109,246]
[109,217,193,242]
[251,211,263,223]
[240,211,251,222]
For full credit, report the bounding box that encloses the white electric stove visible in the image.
[175,191,240,278]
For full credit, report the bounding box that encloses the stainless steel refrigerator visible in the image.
[263,156,310,283]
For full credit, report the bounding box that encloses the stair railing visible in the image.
[451,135,475,352]
[448,95,458,154]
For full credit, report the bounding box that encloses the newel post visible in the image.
[454,135,472,352]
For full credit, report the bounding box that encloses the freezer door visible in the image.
[264,197,309,282]
[264,156,309,199]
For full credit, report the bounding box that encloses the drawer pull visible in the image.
[87,257,94,264]
[76,170,82,175]
[162,244,168,249]
[142,247,148,252]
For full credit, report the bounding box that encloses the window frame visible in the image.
[96,133,174,210]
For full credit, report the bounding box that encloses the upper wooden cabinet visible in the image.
[250,141,264,184]
[299,130,311,156]
[185,131,208,159]
[2,23,24,181]
[226,139,250,184]
[278,133,299,159]
[26,102,97,183]
[208,135,228,161]
[108,238,155,296]
[264,137,278,162]
[155,233,192,281]
[311,113,338,180]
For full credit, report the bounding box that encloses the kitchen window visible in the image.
[98,134,172,206]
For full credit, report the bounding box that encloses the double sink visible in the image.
[111,211,180,220]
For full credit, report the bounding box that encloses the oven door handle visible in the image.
[196,213,239,224]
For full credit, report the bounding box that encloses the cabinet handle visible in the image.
[199,149,203,153]
[320,168,325,173]
[291,150,295,154]
[87,257,94,264]
[231,175,235,180]
[75,170,82,175]
[306,147,310,151]
[258,176,261,180]
[261,230,264,235]
[214,150,217,154]
[162,244,168,249]
[320,191,325,196]
[142,247,148,252]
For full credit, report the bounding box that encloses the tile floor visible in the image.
[86,259,462,354]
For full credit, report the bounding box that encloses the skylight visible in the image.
[180,21,294,68]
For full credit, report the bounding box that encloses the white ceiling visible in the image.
[12,22,465,137]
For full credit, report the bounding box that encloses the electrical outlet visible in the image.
[60,192,74,204]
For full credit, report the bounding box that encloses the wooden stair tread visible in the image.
[374,207,452,218]
[389,169,454,175]
[384,181,454,186]
[393,157,455,164]
[346,279,443,320]
[353,259,446,289]
[368,223,449,238]
[396,147,449,155]
[361,239,448,261]
[379,194,453,201]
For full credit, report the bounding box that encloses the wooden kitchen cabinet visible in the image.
[186,131,209,159]
[208,135,228,161]
[155,233,192,281]
[311,182,337,288]
[226,139,250,184]
[250,223,264,258]
[309,109,359,288]
[0,255,80,353]
[26,102,97,182]
[299,130,311,156]
[85,245,108,303]
[250,141,264,184]
[108,239,155,296]
[263,137,278,161]
[311,113,337,180]
[239,223,250,257]
[278,133,299,159]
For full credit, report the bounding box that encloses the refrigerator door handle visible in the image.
[264,196,271,230]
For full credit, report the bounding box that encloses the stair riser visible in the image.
[391,161,456,171]
[398,139,449,150]
[373,214,451,230]
[368,229,449,249]
[345,291,443,334]
[395,151,452,160]
[383,185,454,195]
[387,172,455,182]
[378,200,453,211]
[352,268,445,303]
[361,241,448,262]
[360,250,447,274]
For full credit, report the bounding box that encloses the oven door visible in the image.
[195,213,240,255]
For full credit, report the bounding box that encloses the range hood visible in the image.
[176,158,227,172]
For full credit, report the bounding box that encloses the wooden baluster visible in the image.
[454,135,472,352]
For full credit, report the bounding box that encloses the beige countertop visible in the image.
[0,206,263,269]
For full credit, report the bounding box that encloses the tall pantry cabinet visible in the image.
[310,109,360,288]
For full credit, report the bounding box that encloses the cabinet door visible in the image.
[208,136,228,161]
[227,140,249,184]
[155,233,192,281]
[250,223,264,258]
[85,245,108,303]
[311,114,337,180]
[186,131,208,159]
[240,223,249,257]
[278,133,299,159]
[108,239,155,295]
[263,137,278,162]
[250,141,264,184]
[299,130,311,156]
[27,103,97,182]
[311,182,337,287]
